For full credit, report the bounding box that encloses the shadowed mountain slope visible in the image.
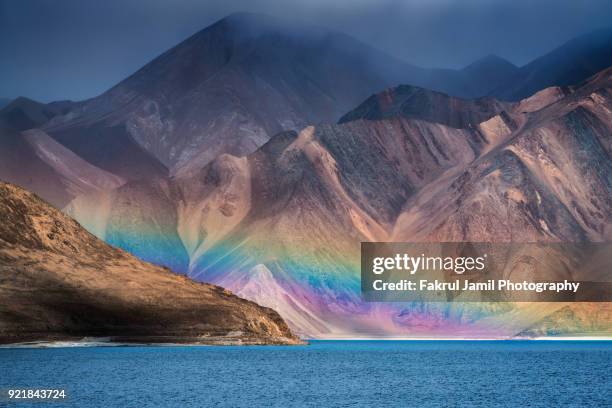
[0,97,124,208]
[0,182,300,345]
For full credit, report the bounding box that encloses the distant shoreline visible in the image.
[306,337,612,341]
[2,336,611,348]
[0,335,306,348]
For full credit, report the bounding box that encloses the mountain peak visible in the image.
[204,12,327,44]
[220,11,282,25]
[338,85,507,128]
[459,54,520,98]
[46,11,424,174]
[2,96,39,110]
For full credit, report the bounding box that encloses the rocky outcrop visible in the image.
[0,182,301,345]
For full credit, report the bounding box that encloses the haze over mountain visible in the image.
[5,0,612,103]
[0,182,299,345]
[459,55,519,98]
[492,28,612,100]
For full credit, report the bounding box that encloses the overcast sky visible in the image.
[1,0,611,102]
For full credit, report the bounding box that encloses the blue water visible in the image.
[1,341,611,407]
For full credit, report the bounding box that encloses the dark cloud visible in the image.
[1,0,611,102]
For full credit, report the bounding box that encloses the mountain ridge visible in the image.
[35,13,610,176]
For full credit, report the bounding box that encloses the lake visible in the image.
[1,341,610,407]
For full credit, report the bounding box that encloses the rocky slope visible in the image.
[0,182,300,345]
[393,68,612,242]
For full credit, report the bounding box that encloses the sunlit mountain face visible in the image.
[1,13,610,338]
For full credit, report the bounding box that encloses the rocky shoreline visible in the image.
[1,335,305,347]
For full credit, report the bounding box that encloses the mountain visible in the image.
[39,13,521,177]
[493,28,612,100]
[0,182,300,345]
[64,68,612,337]
[518,303,612,337]
[41,13,417,175]
[392,71,612,243]
[0,91,164,185]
